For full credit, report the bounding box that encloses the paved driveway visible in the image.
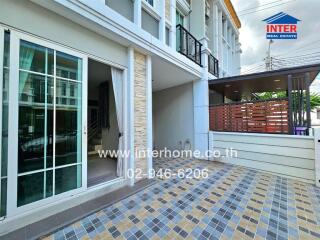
[42,158,320,240]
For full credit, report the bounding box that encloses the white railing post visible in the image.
[314,128,320,187]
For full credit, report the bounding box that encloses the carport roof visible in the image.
[209,63,320,100]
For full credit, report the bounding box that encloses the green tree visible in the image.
[310,93,320,110]
[255,91,320,110]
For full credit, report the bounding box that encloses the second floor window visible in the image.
[145,0,153,6]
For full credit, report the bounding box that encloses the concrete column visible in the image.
[159,0,166,43]
[128,47,135,186]
[234,39,241,75]
[146,55,153,178]
[232,33,236,75]
[193,38,210,159]
[223,20,228,73]
[169,0,176,49]
[218,10,223,75]
[228,26,232,74]
[134,0,142,27]
[314,128,320,187]
[213,3,219,58]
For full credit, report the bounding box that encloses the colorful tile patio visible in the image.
[41,158,320,240]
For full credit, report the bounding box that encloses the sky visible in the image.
[230,0,320,88]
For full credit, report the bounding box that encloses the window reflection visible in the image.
[16,40,82,207]
[18,73,53,173]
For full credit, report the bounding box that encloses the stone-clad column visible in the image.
[134,51,148,181]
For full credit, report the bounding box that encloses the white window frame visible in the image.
[0,26,5,219]
[6,30,88,217]
[176,8,185,27]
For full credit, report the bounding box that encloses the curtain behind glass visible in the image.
[19,42,35,94]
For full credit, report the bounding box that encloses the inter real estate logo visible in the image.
[263,12,301,40]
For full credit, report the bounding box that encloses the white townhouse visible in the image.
[0,0,241,234]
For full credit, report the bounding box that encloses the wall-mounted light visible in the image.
[274,79,281,82]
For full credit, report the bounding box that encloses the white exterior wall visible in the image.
[0,0,128,68]
[209,132,316,183]
[153,83,194,151]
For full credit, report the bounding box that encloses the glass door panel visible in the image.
[55,78,82,167]
[17,40,54,205]
[18,72,54,173]
[15,38,83,207]
[17,170,53,207]
[54,51,82,196]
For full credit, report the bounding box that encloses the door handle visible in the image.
[84,125,87,135]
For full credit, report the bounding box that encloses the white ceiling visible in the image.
[152,56,199,92]
[88,57,199,93]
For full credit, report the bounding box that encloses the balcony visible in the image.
[208,53,219,77]
[176,24,202,66]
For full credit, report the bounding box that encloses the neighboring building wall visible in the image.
[134,51,148,178]
[311,108,320,127]
[0,0,128,67]
[209,132,316,183]
[153,83,194,151]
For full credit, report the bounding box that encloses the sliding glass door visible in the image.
[6,31,87,215]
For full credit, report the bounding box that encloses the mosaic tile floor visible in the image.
[41,158,320,240]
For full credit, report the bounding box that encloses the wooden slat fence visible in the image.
[209,99,289,134]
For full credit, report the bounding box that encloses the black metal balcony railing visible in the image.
[208,53,219,78]
[176,24,202,66]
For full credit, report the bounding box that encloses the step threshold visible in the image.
[1,178,156,240]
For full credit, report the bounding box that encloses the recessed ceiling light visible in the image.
[274,79,281,82]
[225,84,231,88]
